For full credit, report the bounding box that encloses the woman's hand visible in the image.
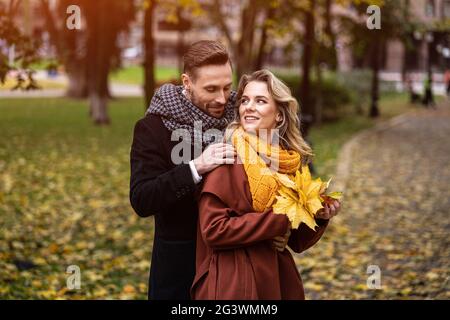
[316,200,341,220]
[271,199,341,251]
[272,222,291,252]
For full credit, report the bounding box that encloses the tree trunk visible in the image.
[90,93,110,124]
[324,0,337,70]
[177,30,184,77]
[300,0,315,136]
[426,38,434,104]
[369,37,381,118]
[177,7,184,76]
[401,0,410,84]
[254,6,275,70]
[40,0,90,99]
[65,62,88,98]
[86,0,110,125]
[315,63,323,125]
[236,0,258,79]
[144,0,156,109]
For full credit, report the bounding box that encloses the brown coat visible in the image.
[191,162,328,300]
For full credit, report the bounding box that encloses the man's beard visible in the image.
[190,90,225,118]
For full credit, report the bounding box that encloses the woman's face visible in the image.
[239,81,281,135]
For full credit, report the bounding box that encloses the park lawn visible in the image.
[0,97,149,299]
[110,65,180,85]
[110,65,241,86]
[0,93,418,299]
[0,65,180,92]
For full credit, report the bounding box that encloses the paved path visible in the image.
[0,83,142,99]
[296,100,450,299]
[0,71,142,98]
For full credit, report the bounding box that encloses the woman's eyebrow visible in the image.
[241,94,268,99]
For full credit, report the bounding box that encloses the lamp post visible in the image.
[413,30,435,107]
[425,32,434,81]
[424,31,434,107]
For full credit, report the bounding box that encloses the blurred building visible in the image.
[387,0,449,73]
[6,0,450,81]
[336,0,450,77]
[120,0,238,67]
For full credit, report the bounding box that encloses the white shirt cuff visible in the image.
[189,160,202,184]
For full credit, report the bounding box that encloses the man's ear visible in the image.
[181,73,191,89]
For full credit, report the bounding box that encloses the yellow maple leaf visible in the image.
[327,191,343,200]
[273,165,342,231]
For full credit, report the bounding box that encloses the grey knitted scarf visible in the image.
[146,84,236,148]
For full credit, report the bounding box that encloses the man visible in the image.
[129,40,236,300]
[422,77,436,108]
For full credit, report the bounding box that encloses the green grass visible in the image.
[0,93,417,299]
[110,65,180,85]
[1,65,180,92]
[0,97,150,299]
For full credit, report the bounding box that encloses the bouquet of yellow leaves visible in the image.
[273,165,342,231]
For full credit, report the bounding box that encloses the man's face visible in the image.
[182,63,233,118]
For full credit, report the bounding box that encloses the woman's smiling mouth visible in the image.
[244,115,260,122]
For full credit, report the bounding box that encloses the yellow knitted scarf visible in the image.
[231,127,301,212]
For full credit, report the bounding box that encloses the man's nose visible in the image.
[216,91,227,105]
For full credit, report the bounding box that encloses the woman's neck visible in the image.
[256,128,279,147]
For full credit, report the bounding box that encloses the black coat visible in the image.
[130,114,199,300]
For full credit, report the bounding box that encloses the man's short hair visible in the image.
[183,40,231,79]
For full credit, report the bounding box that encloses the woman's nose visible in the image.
[245,100,256,111]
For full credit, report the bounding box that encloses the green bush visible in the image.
[277,73,352,122]
[336,69,402,115]
[336,69,371,115]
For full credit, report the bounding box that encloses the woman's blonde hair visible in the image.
[226,69,314,164]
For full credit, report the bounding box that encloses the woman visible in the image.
[191,70,340,300]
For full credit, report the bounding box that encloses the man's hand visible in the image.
[316,200,341,220]
[272,223,291,252]
[193,143,236,175]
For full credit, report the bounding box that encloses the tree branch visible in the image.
[211,0,235,51]
[39,0,62,57]
[8,0,20,17]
